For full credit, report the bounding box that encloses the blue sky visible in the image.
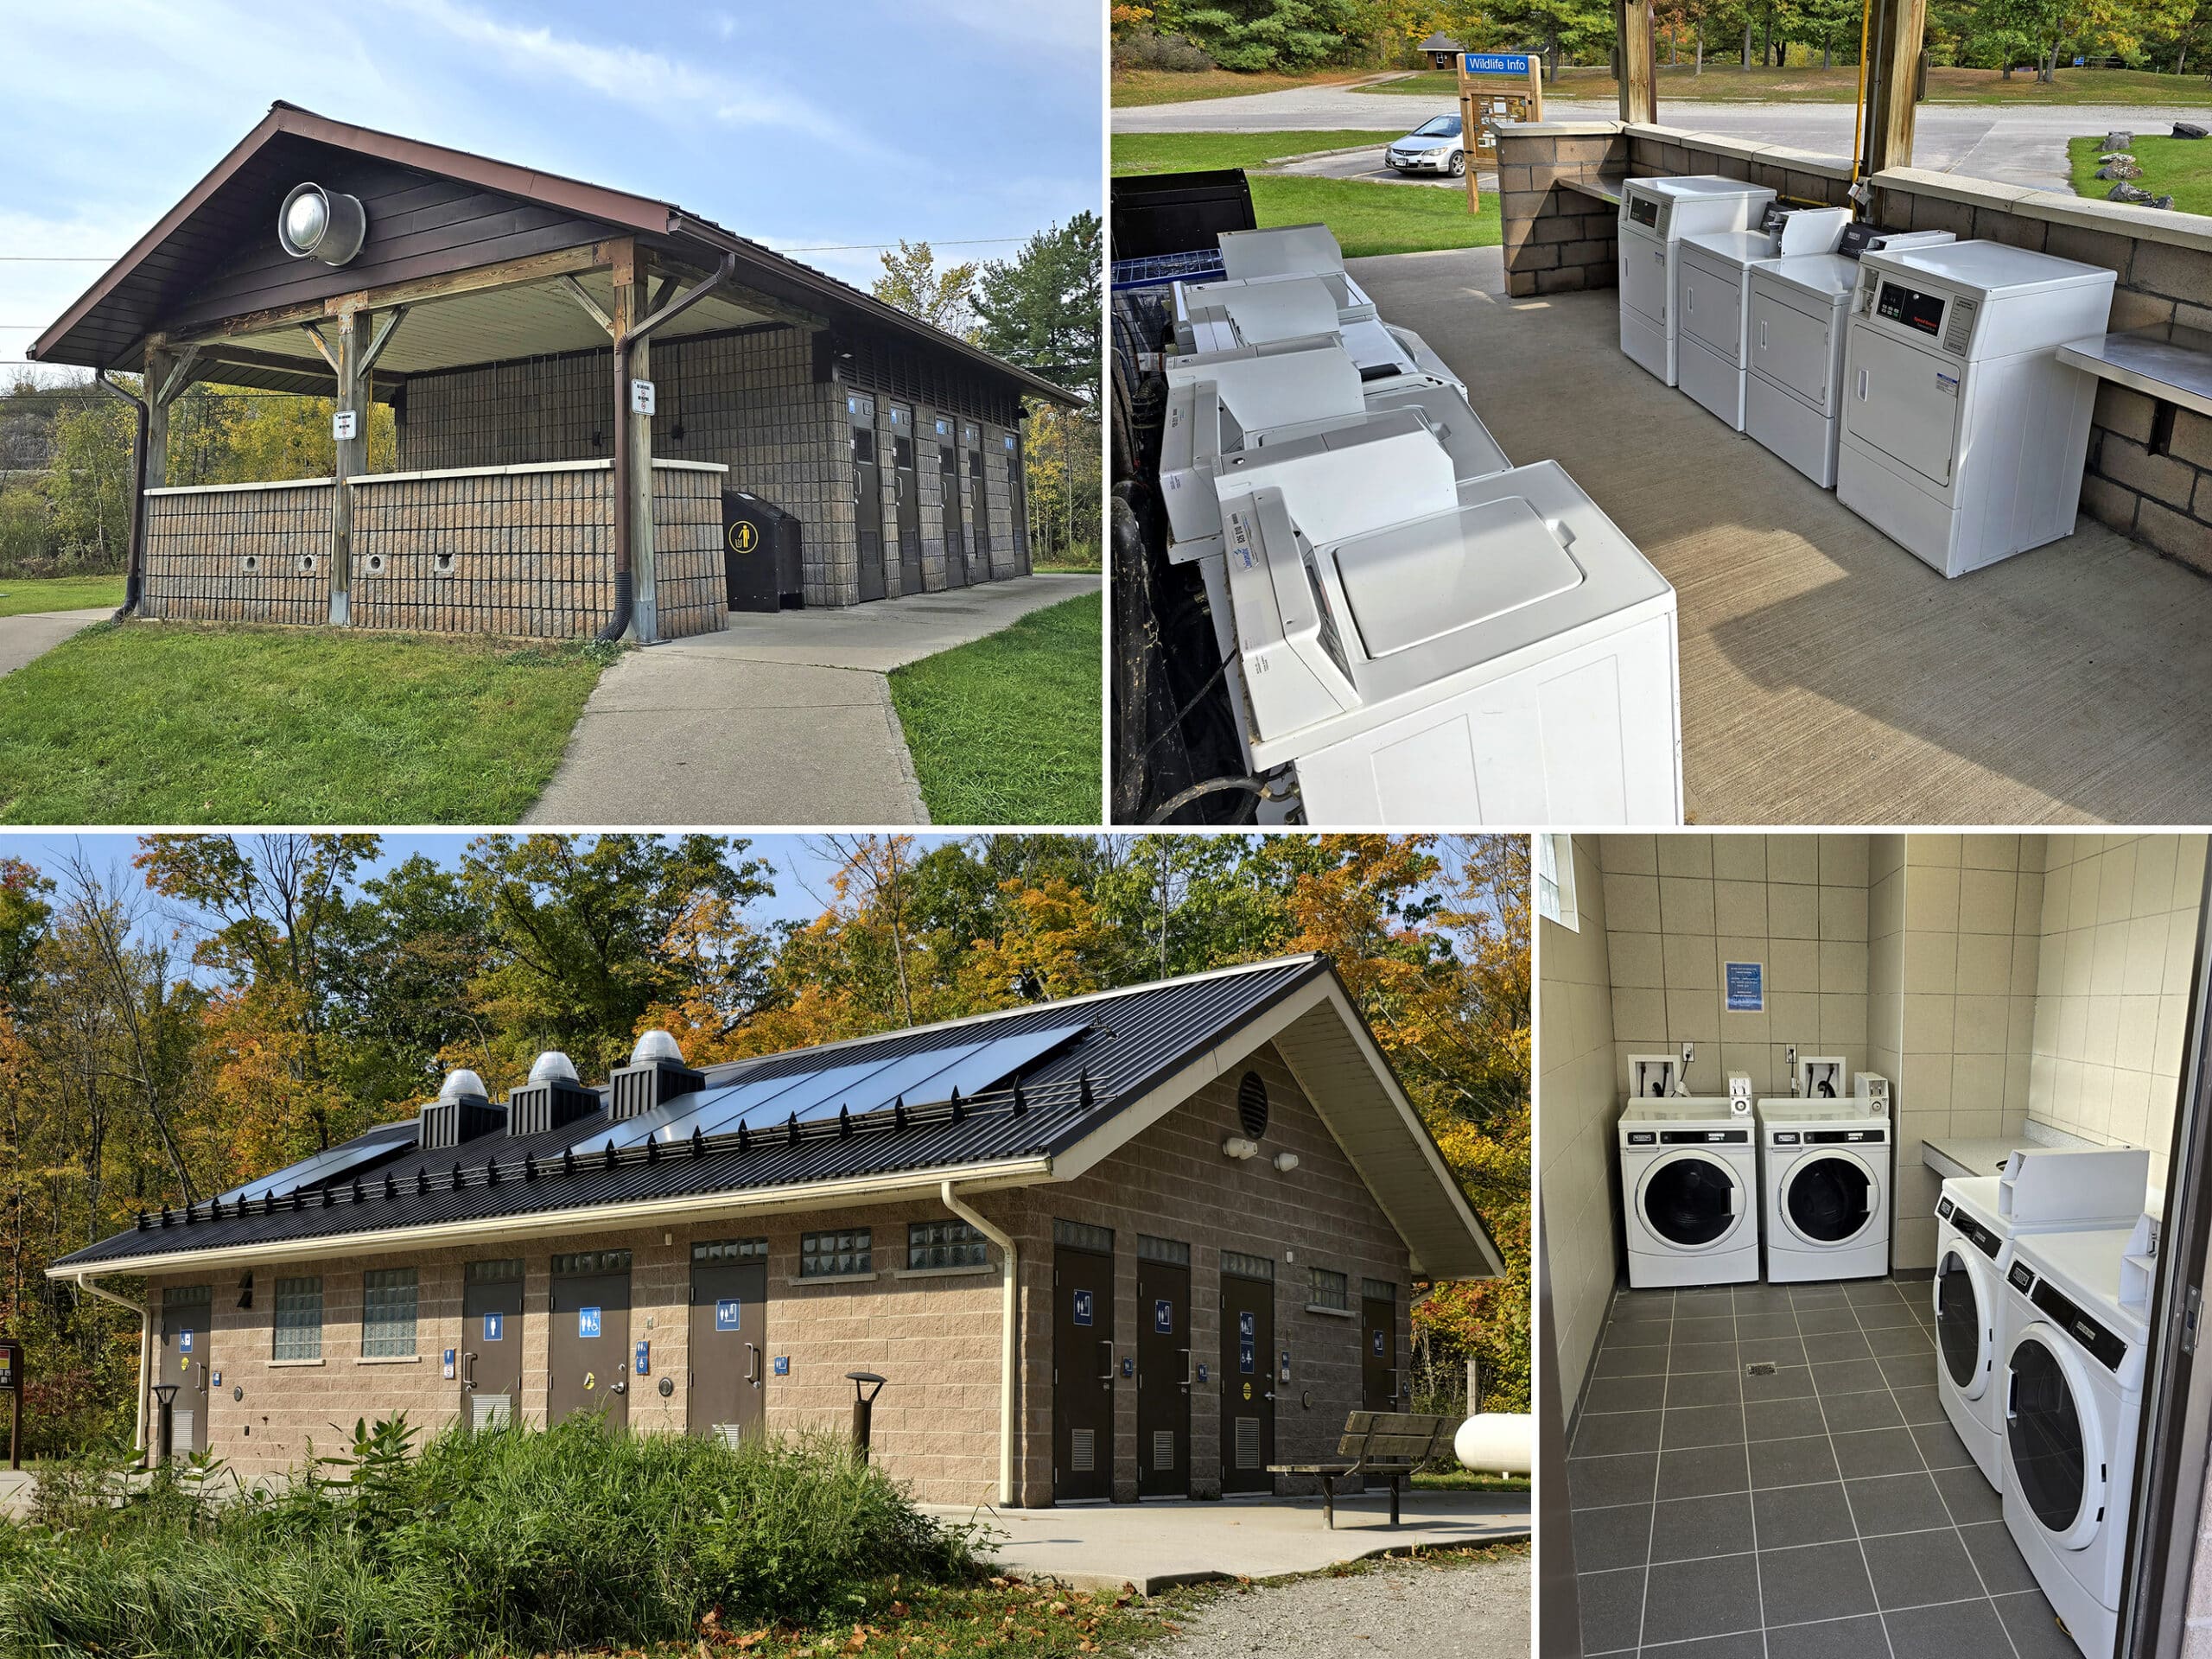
[0,0,1102,370]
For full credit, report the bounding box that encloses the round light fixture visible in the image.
[277,182,367,266]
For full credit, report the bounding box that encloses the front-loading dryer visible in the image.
[1619,1097,1759,1288]
[1616,176,1777,386]
[1757,1090,1891,1281]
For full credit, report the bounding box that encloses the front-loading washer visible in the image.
[2001,1218,2155,1659]
[1616,176,1777,386]
[1757,1090,1891,1281]
[1619,1097,1759,1288]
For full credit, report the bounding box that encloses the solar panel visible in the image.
[219,1122,418,1205]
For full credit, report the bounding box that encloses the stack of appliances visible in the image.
[1618,1060,1760,1288]
[1755,1065,1893,1281]
[1616,175,1778,385]
[1675,203,1853,430]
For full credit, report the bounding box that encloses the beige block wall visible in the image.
[1538,833,1618,1414]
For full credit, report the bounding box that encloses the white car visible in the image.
[1385,115,1466,176]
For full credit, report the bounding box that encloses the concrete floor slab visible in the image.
[0,607,111,677]
[935,1490,1529,1593]
[1352,245,2212,823]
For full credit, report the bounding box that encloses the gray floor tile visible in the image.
[1752,1479,1856,1548]
[1613,1293,1677,1322]
[1640,1631,1764,1658]
[1749,1433,1841,1490]
[1605,1320,1674,1349]
[1910,1418,1978,1471]
[1877,1351,1937,1389]
[1572,1501,1653,1573]
[1810,1358,1888,1395]
[1576,1565,1646,1653]
[1881,1593,2013,1658]
[1861,1526,1988,1610]
[1734,1284,1796,1313]
[1793,1303,1863,1333]
[1931,1462,2003,1525]
[1676,1286,1740,1310]
[1740,1364,1815,1403]
[1570,1452,1659,1509]
[1802,1329,1875,1363]
[1672,1315,1738,1345]
[1889,1383,1947,1426]
[1831,1427,1927,1479]
[1668,1370,1746,1408]
[1845,1279,1910,1305]
[1651,1491,1756,1562]
[1641,1551,1764,1645]
[1669,1340,1742,1374]
[1736,1312,1802,1340]
[1658,1441,1751,1500]
[1819,1388,1906,1434]
[1859,1301,1927,1333]
[1843,1471,1952,1536]
[1957,1519,2039,1595]
[1663,1402,1749,1449]
[1597,1345,1672,1377]
[1576,1409,1664,1458]
[1764,1612,1891,1659]
[1738,1334,1812,1369]
[1789,1284,1849,1306]
[1866,1323,1935,1356]
[1994,1589,2082,1659]
[1586,1374,1669,1414]
[1745,1395,1828,1443]
[1758,1537,1879,1624]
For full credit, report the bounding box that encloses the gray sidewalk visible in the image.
[0,607,111,677]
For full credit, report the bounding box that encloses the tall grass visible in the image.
[0,1414,979,1659]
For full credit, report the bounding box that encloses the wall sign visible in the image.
[1072,1289,1093,1328]
[634,1340,651,1376]
[1196,1362,1208,1384]
[482,1313,504,1342]
[332,409,358,442]
[1372,1328,1387,1357]
[1121,1355,1134,1378]
[1725,961,1764,1013]
[630,378,657,416]
[1238,1310,1256,1373]
[0,1343,21,1392]
[441,1349,455,1380]
[772,1355,791,1376]
[1154,1299,1173,1335]
[578,1306,602,1340]
[179,1329,194,1355]
[715,1298,743,1332]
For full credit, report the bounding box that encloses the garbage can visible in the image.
[721,489,804,612]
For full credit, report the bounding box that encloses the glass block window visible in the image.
[467,1259,523,1284]
[273,1276,323,1361]
[1137,1235,1191,1266]
[909,1219,987,1270]
[1052,1219,1114,1255]
[693,1237,768,1264]
[362,1268,418,1357]
[1362,1278,1398,1304]
[551,1249,632,1276]
[1536,834,1580,931]
[1222,1251,1274,1282]
[801,1229,872,1277]
[166,1284,212,1309]
[1308,1268,1350,1312]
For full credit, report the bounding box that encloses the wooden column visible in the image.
[613,248,657,645]
[1619,0,1659,124]
[1862,0,1926,177]
[327,306,366,625]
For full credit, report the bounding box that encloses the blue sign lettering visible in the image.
[1238,1309,1256,1373]
[1463,51,1535,74]
[483,1312,504,1343]
[179,1329,194,1355]
[578,1306,601,1340]
[1197,1362,1209,1384]
[634,1339,650,1376]
[772,1355,791,1376]
[715,1298,743,1332]
[1373,1328,1387,1357]
[1725,961,1764,1013]
[1154,1298,1173,1335]
[1073,1289,1094,1327]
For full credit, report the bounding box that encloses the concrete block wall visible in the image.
[142,480,334,625]
[649,463,730,639]
[1497,123,1626,299]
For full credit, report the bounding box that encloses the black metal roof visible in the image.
[54,956,1331,1273]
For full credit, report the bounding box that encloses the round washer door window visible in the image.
[1642,1154,1738,1248]
[2007,1332,2090,1536]
[1785,1155,1874,1244]
[1935,1248,1986,1392]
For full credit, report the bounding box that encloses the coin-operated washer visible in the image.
[1674,204,1853,431]
[1211,222,1381,321]
[1209,427,1681,824]
[1170,272,1460,389]
[1617,175,1777,385]
[1744,224,1956,487]
[1756,1078,1893,1282]
[1836,238,2115,575]
[1617,1054,1761,1289]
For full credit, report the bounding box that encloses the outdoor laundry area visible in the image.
[25,103,1072,646]
[48,956,1500,1510]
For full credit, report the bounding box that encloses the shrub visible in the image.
[0,1414,981,1659]
[1112,29,1215,70]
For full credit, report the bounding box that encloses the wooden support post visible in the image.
[611,246,656,644]
[1862,0,1926,177]
[1455,55,1482,215]
[327,306,366,625]
[1620,0,1659,124]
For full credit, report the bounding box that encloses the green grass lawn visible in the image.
[1112,66,1379,105]
[1113,129,1408,175]
[1350,62,2212,103]
[888,591,1101,825]
[0,575,124,616]
[0,622,611,823]
[2069,133,2212,214]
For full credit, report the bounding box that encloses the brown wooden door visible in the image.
[1362,1293,1398,1411]
[689,1257,768,1444]
[1220,1268,1275,1494]
[1003,431,1030,575]
[849,395,886,602]
[965,426,992,580]
[1052,1241,1116,1501]
[158,1287,211,1457]
[1136,1255,1191,1497]
[936,419,967,587]
[548,1258,631,1429]
[890,404,922,593]
[462,1262,524,1429]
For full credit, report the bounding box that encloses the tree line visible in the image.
[0,832,1528,1453]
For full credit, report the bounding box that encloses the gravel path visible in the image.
[1147,1551,1529,1658]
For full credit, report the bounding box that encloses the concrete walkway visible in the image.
[0,607,111,677]
[524,574,1098,826]
[934,1489,1529,1592]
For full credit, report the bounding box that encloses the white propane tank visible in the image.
[1454,1413,1533,1476]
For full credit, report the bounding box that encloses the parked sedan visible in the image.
[1385,115,1466,176]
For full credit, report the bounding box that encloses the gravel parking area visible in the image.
[1149,1548,1529,1657]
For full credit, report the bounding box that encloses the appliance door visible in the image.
[1779,1148,1881,1248]
[1678,255,1745,363]
[1619,232,1669,327]
[2005,1322,2109,1552]
[1843,327,1961,489]
[1935,1238,1997,1402]
[1751,287,1836,411]
[1636,1150,1746,1251]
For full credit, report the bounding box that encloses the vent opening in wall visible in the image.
[435,552,456,576]
[1235,1417,1261,1470]
[296,554,316,574]
[241,555,259,573]
[1071,1428,1096,1473]
[365,554,385,575]
[1152,1429,1176,1471]
[1237,1071,1269,1140]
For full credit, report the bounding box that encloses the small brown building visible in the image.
[50,956,1499,1507]
[28,104,1078,643]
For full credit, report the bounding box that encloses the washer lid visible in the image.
[1337,495,1585,657]
[1681,229,1777,269]
[1859,238,2118,299]
[1758,251,1859,302]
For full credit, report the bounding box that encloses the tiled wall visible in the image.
[1537,833,1620,1411]
[2027,834,2207,1185]
[142,481,335,625]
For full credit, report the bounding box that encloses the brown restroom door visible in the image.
[936,418,966,587]
[849,394,886,602]
[690,1255,768,1444]
[1004,431,1030,575]
[548,1255,632,1429]
[462,1262,524,1429]
[1052,1239,1116,1501]
[158,1287,211,1457]
[890,404,922,594]
[1220,1265,1275,1494]
[1361,1287,1399,1488]
[965,424,992,581]
[1136,1252,1192,1497]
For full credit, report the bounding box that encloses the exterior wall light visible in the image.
[1273,1153,1300,1173]
[1222,1136,1259,1160]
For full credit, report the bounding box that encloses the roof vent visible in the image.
[419,1070,506,1151]
[609,1030,705,1122]
[439,1068,488,1102]
[508,1051,601,1139]
[277,182,367,266]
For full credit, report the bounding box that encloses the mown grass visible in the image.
[1363,62,2212,104]
[888,591,1101,825]
[1112,130,1410,175]
[0,620,610,824]
[2069,132,2212,215]
[0,575,124,617]
[1111,67,1381,106]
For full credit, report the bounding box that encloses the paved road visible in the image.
[524,575,1097,827]
[0,607,111,677]
[1267,142,1493,188]
[1152,1549,1529,1659]
[1115,82,2208,190]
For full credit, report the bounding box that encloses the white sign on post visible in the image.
[629,378,657,416]
[331,409,359,442]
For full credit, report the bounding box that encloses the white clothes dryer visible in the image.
[1616,176,1777,386]
[1756,1093,1891,1281]
[1620,1097,1760,1288]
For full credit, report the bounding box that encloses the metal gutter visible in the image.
[94,370,148,618]
[941,1180,1019,1507]
[72,1272,149,1457]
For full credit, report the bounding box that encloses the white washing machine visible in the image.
[1836,239,2116,576]
[2001,1219,2154,1659]
[1172,273,1433,384]
[1935,1151,2152,1492]
[1756,1091,1891,1281]
[1620,1097,1761,1287]
[1210,444,1682,825]
[1675,206,1852,431]
[1217,222,1379,320]
[1616,176,1777,386]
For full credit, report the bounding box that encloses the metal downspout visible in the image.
[95,370,149,620]
[942,1179,1018,1507]
[73,1271,149,1459]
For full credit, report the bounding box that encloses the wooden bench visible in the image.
[1268,1409,1455,1529]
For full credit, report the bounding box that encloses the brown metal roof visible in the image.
[31,102,1079,407]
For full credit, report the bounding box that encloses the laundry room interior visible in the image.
[1535,830,2211,1658]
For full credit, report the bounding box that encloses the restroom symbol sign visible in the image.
[482,1313,504,1342]
[715,1299,742,1332]
[1073,1289,1094,1327]
[1372,1328,1386,1357]
[578,1306,602,1339]
[1154,1299,1173,1334]
[180,1329,194,1354]
[1238,1310,1256,1372]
